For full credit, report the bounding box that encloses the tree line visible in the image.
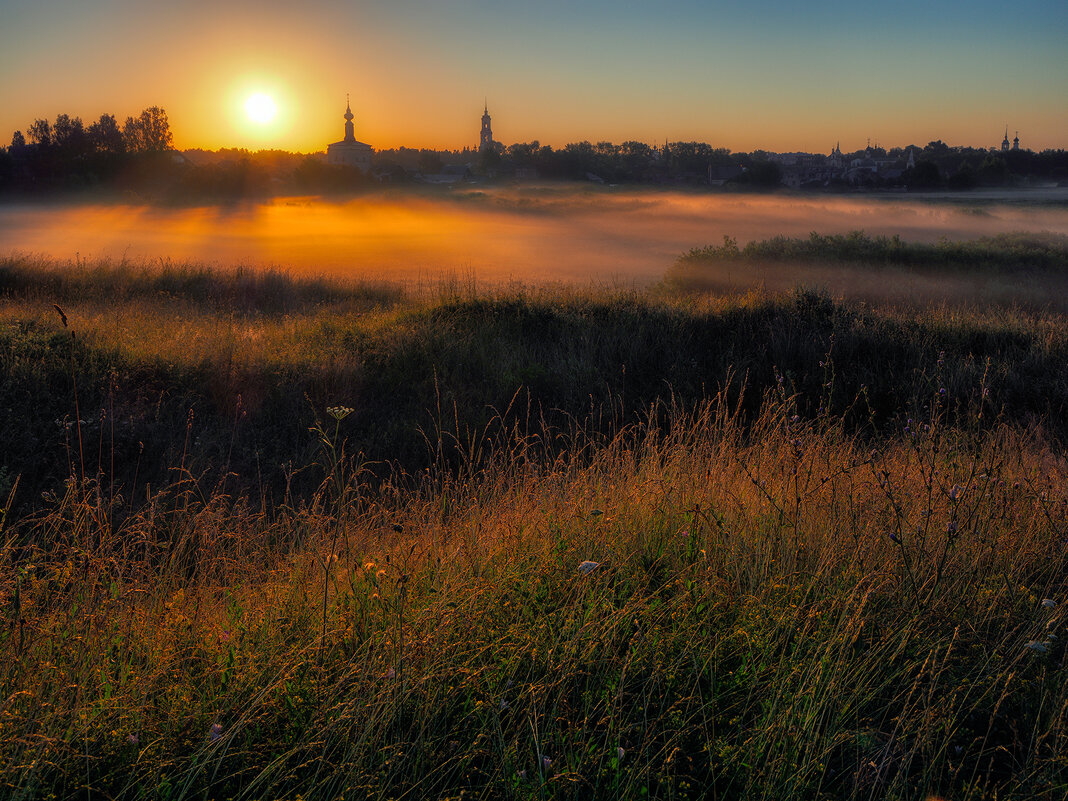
[1,107,174,190]
[2,107,1067,198]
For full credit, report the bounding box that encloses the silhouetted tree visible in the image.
[477,146,501,172]
[506,141,540,167]
[123,106,173,152]
[52,114,86,149]
[978,155,1010,186]
[905,160,941,189]
[947,162,976,190]
[418,151,443,174]
[27,119,52,146]
[923,140,950,157]
[0,147,12,187]
[88,114,125,155]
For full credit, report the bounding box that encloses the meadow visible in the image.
[1,231,1067,800]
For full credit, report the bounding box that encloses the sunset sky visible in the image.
[2,0,1066,154]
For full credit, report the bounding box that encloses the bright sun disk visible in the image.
[245,93,277,124]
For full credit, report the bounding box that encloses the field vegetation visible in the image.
[1,234,1067,799]
[668,231,1068,312]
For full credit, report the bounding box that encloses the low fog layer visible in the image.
[2,187,1067,288]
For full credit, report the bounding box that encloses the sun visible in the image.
[244,93,277,125]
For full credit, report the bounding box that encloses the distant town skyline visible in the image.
[2,0,1066,153]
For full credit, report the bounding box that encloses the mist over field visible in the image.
[3,187,1067,289]
[5,186,1068,799]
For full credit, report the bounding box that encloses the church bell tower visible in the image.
[479,102,494,152]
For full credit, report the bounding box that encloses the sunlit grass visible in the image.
[1,250,1067,798]
[2,397,1066,799]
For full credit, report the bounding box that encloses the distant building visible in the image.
[998,127,1024,153]
[829,142,844,170]
[479,103,501,154]
[327,97,373,171]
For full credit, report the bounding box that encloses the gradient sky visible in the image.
[2,0,1066,154]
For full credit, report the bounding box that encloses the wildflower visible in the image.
[517,770,527,780]
[382,667,396,679]
[209,723,224,742]
[949,485,959,500]
[617,746,625,760]
[540,755,553,772]
[577,561,599,574]
[1042,599,1057,608]
[326,405,353,421]
[1025,641,1048,653]
[946,520,958,535]
[939,387,946,396]
[127,733,139,746]
[889,532,901,544]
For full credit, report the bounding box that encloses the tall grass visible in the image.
[1,393,1066,799]
[4,254,1068,517]
[676,231,1068,272]
[0,253,407,314]
[667,232,1068,311]
[1,251,1067,798]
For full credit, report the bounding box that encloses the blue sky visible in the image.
[2,0,1065,151]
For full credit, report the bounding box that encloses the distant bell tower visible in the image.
[1013,131,1020,151]
[1001,126,1010,152]
[344,95,356,143]
[479,102,494,152]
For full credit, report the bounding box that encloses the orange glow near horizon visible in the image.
[4,189,1068,286]
[2,2,1066,154]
